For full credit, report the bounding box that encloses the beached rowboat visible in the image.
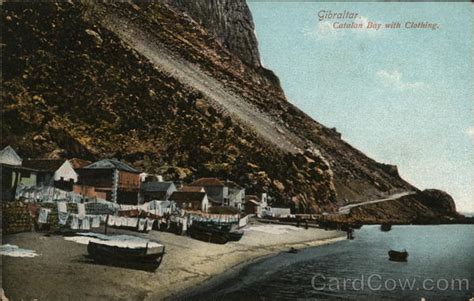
[87,241,165,271]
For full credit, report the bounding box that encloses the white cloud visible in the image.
[376,69,428,92]
[466,126,474,139]
[303,21,344,41]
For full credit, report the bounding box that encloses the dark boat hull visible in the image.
[388,250,408,262]
[188,228,229,244]
[188,222,245,244]
[228,230,244,241]
[87,241,165,271]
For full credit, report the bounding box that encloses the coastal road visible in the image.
[338,191,416,214]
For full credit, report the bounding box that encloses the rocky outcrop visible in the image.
[335,189,459,224]
[164,0,284,93]
[415,189,457,215]
[1,2,334,212]
[166,0,261,68]
[1,1,459,220]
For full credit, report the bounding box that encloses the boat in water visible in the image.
[388,249,408,262]
[87,241,165,271]
[381,224,392,232]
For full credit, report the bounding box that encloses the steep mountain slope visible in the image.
[1,1,458,220]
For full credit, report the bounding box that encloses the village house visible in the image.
[69,158,91,169]
[244,195,262,215]
[22,159,79,190]
[169,190,209,212]
[75,159,141,204]
[0,146,22,166]
[244,193,269,217]
[225,180,245,210]
[0,146,38,200]
[180,185,205,193]
[189,178,227,206]
[138,173,176,203]
[0,146,83,199]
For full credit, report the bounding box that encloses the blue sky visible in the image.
[248,2,473,213]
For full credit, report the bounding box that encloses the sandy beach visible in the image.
[1,223,344,300]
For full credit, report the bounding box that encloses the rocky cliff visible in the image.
[336,189,460,224]
[166,0,261,68]
[164,0,284,94]
[1,1,459,221]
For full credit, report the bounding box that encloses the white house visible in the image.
[22,159,78,188]
[225,180,245,210]
[0,146,22,166]
[170,190,209,212]
[53,160,79,182]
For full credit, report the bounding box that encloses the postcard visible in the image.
[1,1,472,300]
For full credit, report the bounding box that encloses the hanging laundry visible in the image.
[80,216,91,230]
[38,208,51,224]
[107,215,116,226]
[115,216,123,227]
[146,218,154,231]
[57,202,67,213]
[138,219,146,231]
[181,219,187,232]
[71,214,79,230]
[92,216,100,228]
[77,203,86,219]
[119,217,128,227]
[58,212,70,226]
[127,218,138,228]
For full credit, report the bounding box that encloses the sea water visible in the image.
[182,225,474,301]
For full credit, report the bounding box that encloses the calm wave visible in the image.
[180,225,474,301]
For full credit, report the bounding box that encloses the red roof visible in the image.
[180,186,204,192]
[170,191,206,202]
[22,159,65,171]
[69,158,91,169]
[225,180,243,190]
[190,178,224,187]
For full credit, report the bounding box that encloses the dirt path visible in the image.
[338,191,416,214]
[99,14,303,154]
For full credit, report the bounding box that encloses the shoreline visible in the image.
[2,224,345,300]
[146,225,346,300]
[164,235,346,300]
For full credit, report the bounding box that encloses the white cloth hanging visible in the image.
[119,217,127,227]
[92,216,100,228]
[138,219,146,231]
[71,214,79,230]
[58,212,69,225]
[38,208,51,224]
[57,202,67,213]
[77,203,86,219]
[107,215,116,226]
[80,216,90,230]
[115,216,123,227]
[146,218,154,231]
[127,218,138,228]
[181,219,187,232]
